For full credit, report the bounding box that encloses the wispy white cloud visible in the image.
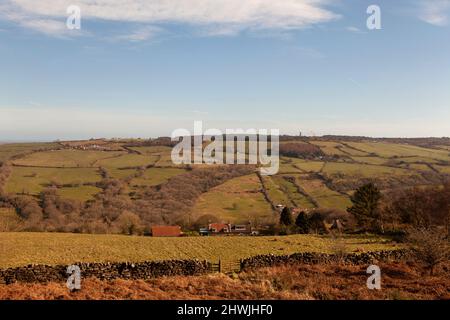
[345,26,367,34]
[0,0,339,39]
[418,0,450,26]
[113,26,164,42]
[0,1,85,37]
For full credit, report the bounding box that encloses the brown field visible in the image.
[1,261,448,300]
[0,232,396,269]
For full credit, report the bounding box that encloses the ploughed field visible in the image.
[0,232,397,268]
[1,138,450,223]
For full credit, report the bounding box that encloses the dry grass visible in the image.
[1,261,448,300]
[0,232,397,269]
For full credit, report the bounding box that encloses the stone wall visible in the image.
[240,250,410,270]
[0,250,410,284]
[0,260,210,285]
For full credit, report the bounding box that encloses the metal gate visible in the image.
[210,259,241,274]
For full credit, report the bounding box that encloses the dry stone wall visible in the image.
[0,250,410,284]
[0,260,210,285]
[240,250,410,270]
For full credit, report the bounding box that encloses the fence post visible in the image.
[219,259,222,273]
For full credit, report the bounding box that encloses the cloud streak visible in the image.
[0,0,339,38]
[418,0,450,26]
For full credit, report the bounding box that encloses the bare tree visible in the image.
[407,227,450,276]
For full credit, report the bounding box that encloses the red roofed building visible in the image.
[151,226,182,237]
[208,223,230,233]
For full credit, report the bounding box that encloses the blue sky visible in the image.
[0,0,449,141]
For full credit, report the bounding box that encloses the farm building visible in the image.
[201,223,256,236]
[209,223,230,233]
[151,226,182,237]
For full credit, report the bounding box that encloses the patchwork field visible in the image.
[131,168,187,187]
[96,153,159,168]
[1,137,450,224]
[309,141,348,156]
[0,143,59,162]
[297,178,351,210]
[192,174,274,223]
[57,185,103,202]
[271,175,315,209]
[345,142,450,161]
[5,167,102,196]
[322,162,410,178]
[288,158,325,173]
[0,232,397,268]
[12,150,126,168]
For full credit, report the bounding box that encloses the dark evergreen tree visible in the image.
[295,211,310,234]
[279,206,293,226]
[347,183,382,231]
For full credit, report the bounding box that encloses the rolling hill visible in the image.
[0,136,449,231]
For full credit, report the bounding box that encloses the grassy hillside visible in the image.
[0,137,449,225]
[0,232,397,268]
[192,174,274,223]
[5,167,101,196]
[0,142,60,162]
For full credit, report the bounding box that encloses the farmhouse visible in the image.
[209,223,230,233]
[151,226,182,237]
[201,223,255,236]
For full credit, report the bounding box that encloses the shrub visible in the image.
[407,227,450,275]
[114,210,144,235]
[295,211,310,234]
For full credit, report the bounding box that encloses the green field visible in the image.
[309,141,347,156]
[12,150,125,167]
[131,167,187,187]
[0,143,60,162]
[261,176,291,206]
[345,142,450,161]
[5,167,102,196]
[322,162,410,178]
[106,168,139,179]
[0,232,399,268]
[96,153,159,168]
[278,160,304,174]
[351,156,389,165]
[271,175,315,209]
[286,158,325,173]
[57,185,103,201]
[192,174,274,223]
[297,177,351,210]
[130,146,173,155]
